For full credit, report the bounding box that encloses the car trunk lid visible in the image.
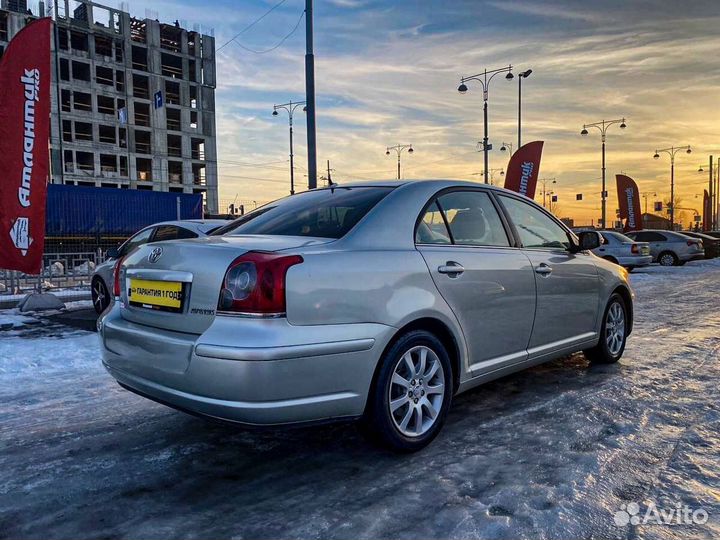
[118,235,332,334]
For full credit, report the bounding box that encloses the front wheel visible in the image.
[363,330,453,452]
[584,293,628,364]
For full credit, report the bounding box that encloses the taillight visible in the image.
[218,251,303,316]
[631,244,639,254]
[687,240,702,248]
[112,256,125,297]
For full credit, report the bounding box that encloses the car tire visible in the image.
[363,330,453,452]
[658,251,678,266]
[91,277,110,315]
[584,293,628,365]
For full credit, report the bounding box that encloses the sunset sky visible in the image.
[114,0,719,224]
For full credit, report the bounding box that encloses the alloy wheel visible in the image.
[92,280,108,313]
[605,301,625,356]
[659,253,675,266]
[388,345,445,437]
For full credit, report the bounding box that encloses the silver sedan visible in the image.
[99,181,634,451]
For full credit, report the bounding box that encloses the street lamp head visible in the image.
[500,145,507,152]
[500,170,505,176]
[620,121,627,129]
[686,147,692,154]
[272,109,278,116]
[302,106,307,112]
[520,69,532,78]
[408,147,414,154]
[580,128,589,136]
[653,152,660,159]
[457,82,468,94]
[505,71,514,80]
[385,150,390,156]
[698,166,704,173]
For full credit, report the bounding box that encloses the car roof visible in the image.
[320,179,522,194]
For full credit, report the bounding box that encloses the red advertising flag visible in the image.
[616,174,643,232]
[503,141,544,199]
[0,18,52,273]
[703,190,710,231]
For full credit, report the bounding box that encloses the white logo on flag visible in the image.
[10,217,32,256]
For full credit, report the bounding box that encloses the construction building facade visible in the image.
[0,0,219,213]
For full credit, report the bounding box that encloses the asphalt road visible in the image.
[1,263,718,539]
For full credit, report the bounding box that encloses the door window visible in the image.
[416,201,451,244]
[498,195,571,249]
[438,191,510,246]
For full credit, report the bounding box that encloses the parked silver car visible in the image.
[625,229,704,266]
[99,181,634,451]
[593,231,652,270]
[91,220,227,314]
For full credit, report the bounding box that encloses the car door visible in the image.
[496,194,600,356]
[416,189,536,373]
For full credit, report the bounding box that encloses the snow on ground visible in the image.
[0,261,718,539]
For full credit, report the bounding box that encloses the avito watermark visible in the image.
[614,501,709,527]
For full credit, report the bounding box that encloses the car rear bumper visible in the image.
[99,306,395,425]
[616,255,652,267]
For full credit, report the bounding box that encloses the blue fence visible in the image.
[45,185,203,237]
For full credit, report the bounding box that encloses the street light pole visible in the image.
[458,65,514,185]
[517,69,532,149]
[386,144,414,179]
[581,118,627,229]
[653,145,692,228]
[304,0,317,190]
[539,177,556,208]
[273,100,307,195]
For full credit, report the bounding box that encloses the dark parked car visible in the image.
[705,231,720,239]
[683,231,720,258]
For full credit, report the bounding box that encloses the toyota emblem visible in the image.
[148,247,163,263]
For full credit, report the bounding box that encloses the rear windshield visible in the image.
[213,187,394,239]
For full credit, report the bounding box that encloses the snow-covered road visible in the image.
[1,261,719,539]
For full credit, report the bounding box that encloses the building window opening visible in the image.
[74,122,93,142]
[168,160,183,184]
[98,124,116,144]
[134,102,150,127]
[161,53,183,78]
[131,45,147,70]
[134,130,151,154]
[73,91,92,112]
[136,157,152,181]
[166,108,181,131]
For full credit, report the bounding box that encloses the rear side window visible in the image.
[416,191,510,246]
[152,225,198,242]
[119,227,153,256]
[218,187,393,239]
[635,231,666,242]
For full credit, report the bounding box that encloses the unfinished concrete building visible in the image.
[0,0,219,213]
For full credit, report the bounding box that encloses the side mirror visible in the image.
[106,247,120,259]
[573,231,602,252]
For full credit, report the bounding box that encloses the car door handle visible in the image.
[438,262,464,276]
[535,263,553,276]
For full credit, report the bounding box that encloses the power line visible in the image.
[225,10,305,55]
[216,0,290,52]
